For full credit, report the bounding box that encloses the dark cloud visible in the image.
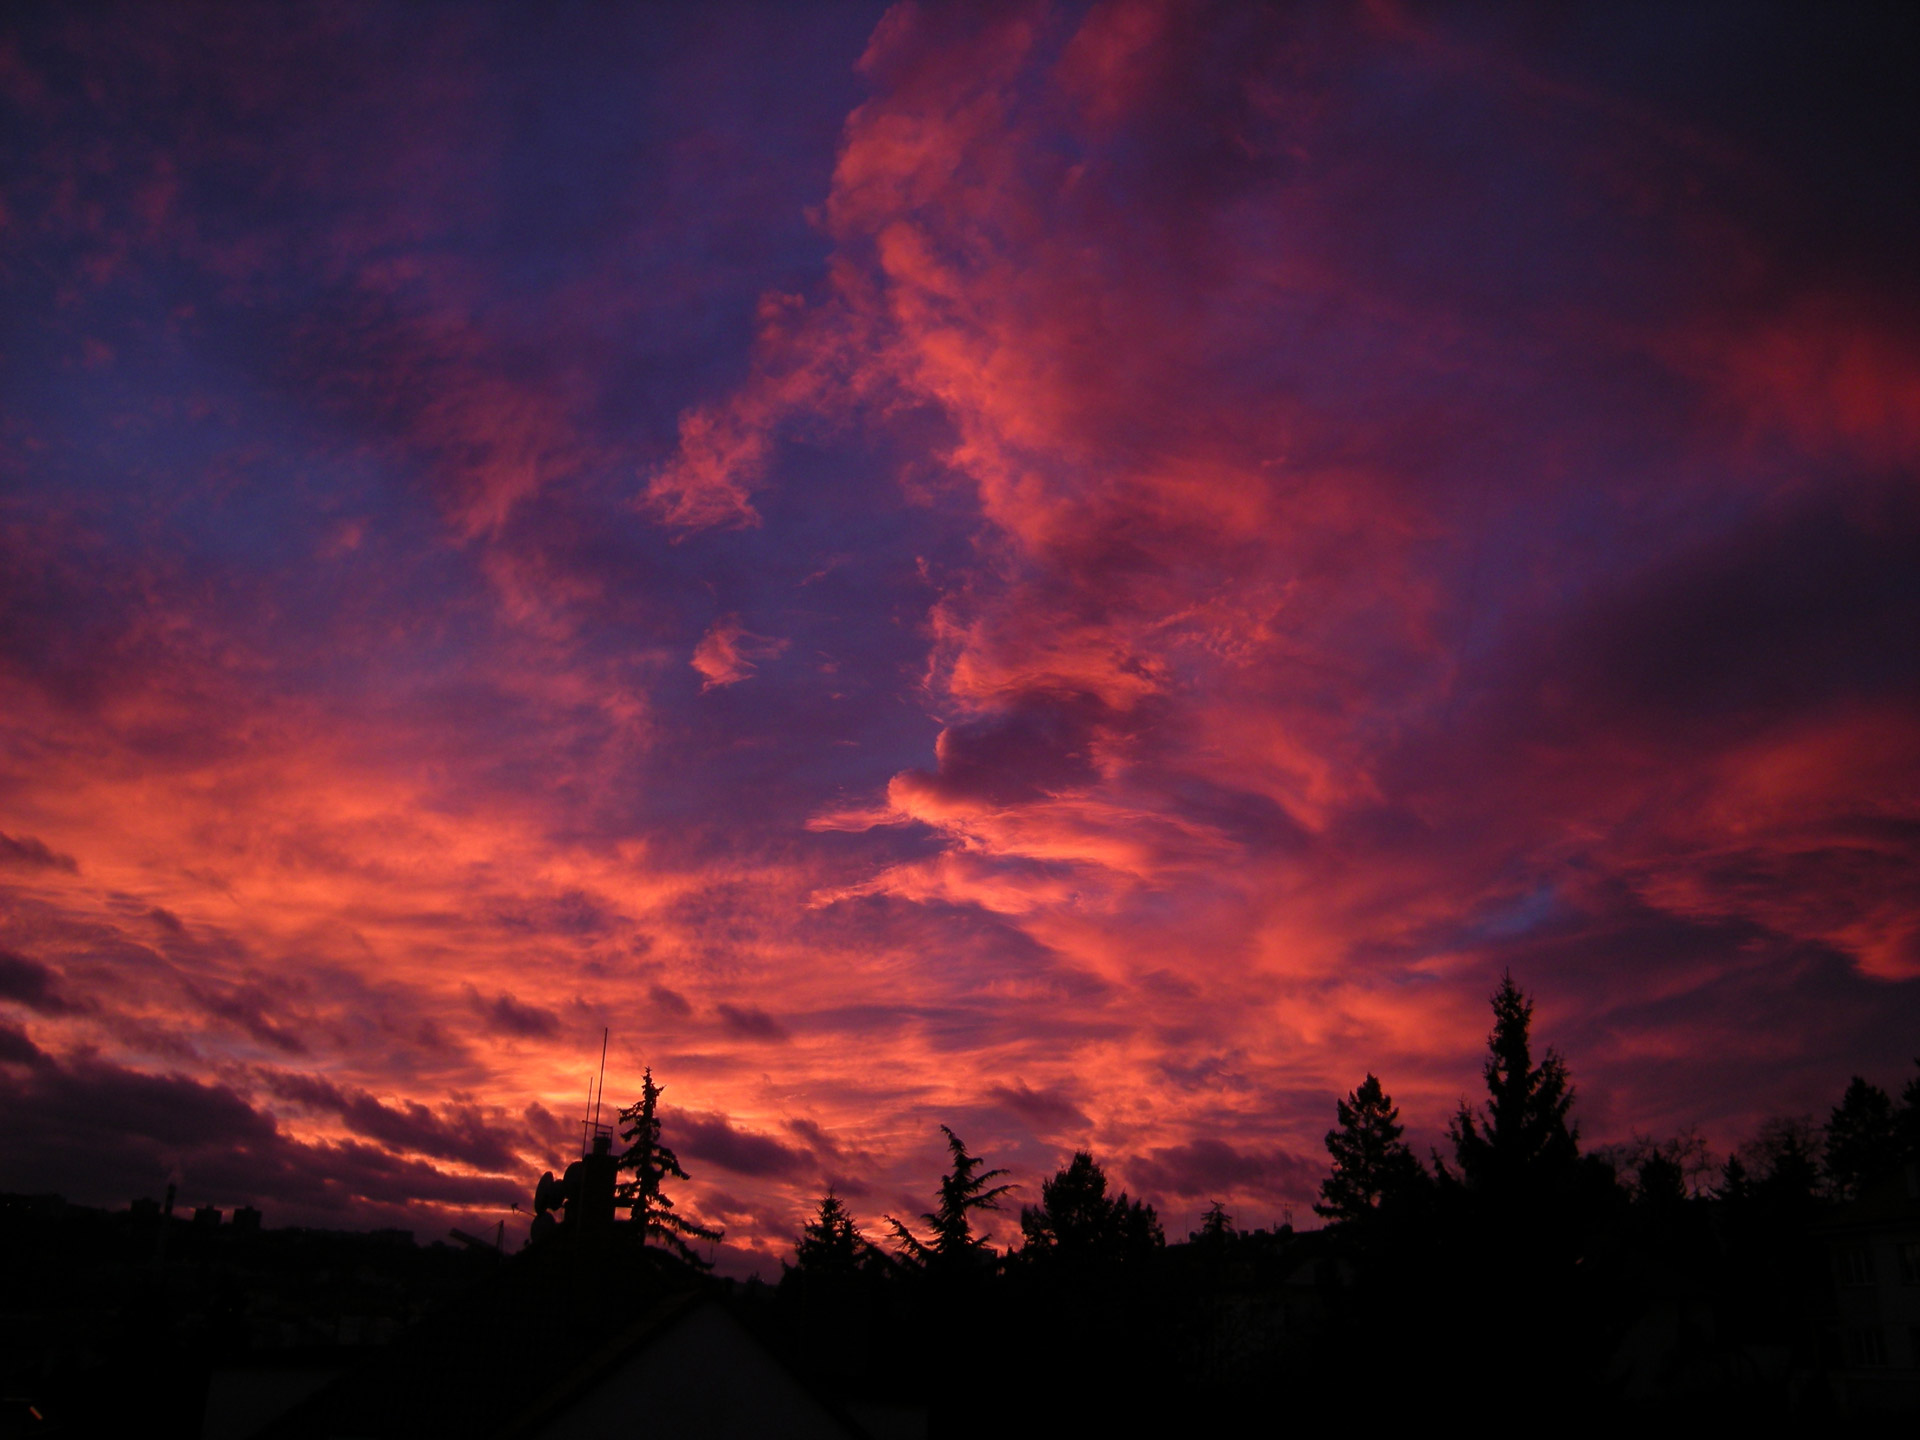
[674,1112,808,1179]
[0,1051,295,1211]
[0,1021,48,1066]
[899,691,1111,810]
[987,1079,1092,1134]
[1127,1139,1317,1206]
[1535,483,1920,743]
[467,987,561,1039]
[714,1003,789,1043]
[0,832,79,873]
[186,981,311,1056]
[783,1116,841,1155]
[647,984,693,1020]
[489,889,612,938]
[259,1070,527,1174]
[0,948,86,1016]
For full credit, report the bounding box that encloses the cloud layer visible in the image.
[2,1,1916,1268]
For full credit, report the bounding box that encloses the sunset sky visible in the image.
[3,1,1917,1274]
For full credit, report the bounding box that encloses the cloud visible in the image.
[0,949,87,1016]
[714,1003,790,1043]
[0,1050,528,1224]
[1127,1139,1318,1208]
[674,1111,808,1179]
[987,1079,1093,1134]
[0,1021,47,1066]
[185,980,312,1057]
[0,832,79,873]
[647,984,694,1020]
[260,1070,528,1173]
[467,988,561,1039]
[691,614,790,690]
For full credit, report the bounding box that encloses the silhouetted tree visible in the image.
[1899,1060,1920,1164]
[1019,1151,1162,1266]
[1189,1201,1235,1249]
[1741,1115,1823,1217]
[1597,1128,1710,1203]
[1446,972,1578,1195]
[1636,1150,1686,1208]
[614,1067,721,1267]
[1714,1153,1752,1205]
[788,1191,871,1280]
[888,1127,1012,1273]
[1315,1073,1427,1225]
[1825,1075,1898,1200]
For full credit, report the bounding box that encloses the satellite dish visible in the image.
[534,1170,566,1216]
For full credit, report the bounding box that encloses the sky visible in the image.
[2,0,1917,1274]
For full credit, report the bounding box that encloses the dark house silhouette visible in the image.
[1820,1161,1920,1410]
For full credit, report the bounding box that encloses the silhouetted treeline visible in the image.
[5,977,1916,1434]
[736,973,1920,1428]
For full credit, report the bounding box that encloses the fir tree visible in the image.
[1825,1075,1897,1200]
[1019,1151,1162,1265]
[1190,1201,1235,1248]
[888,1126,1012,1272]
[1447,972,1578,1195]
[614,1067,722,1268]
[789,1191,870,1279]
[1314,1073,1427,1225]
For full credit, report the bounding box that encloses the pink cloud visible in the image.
[691,614,789,690]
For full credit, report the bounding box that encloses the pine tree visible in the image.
[1825,1075,1897,1200]
[1314,1073,1428,1225]
[1019,1151,1162,1265]
[1447,973,1578,1196]
[790,1191,870,1279]
[614,1067,722,1268]
[1190,1201,1235,1248]
[888,1126,1012,1272]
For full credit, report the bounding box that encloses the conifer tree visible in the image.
[614,1067,722,1268]
[1744,1115,1822,1213]
[1190,1201,1235,1248]
[1899,1060,1920,1164]
[1019,1151,1162,1265]
[1447,973,1578,1195]
[1824,1075,1897,1200]
[888,1126,1012,1272]
[1315,1073,1427,1225]
[790,1191,870,1279]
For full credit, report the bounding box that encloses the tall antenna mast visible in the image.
[592,1027,609,1130]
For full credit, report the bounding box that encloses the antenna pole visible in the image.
[592,1026,609,1130]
